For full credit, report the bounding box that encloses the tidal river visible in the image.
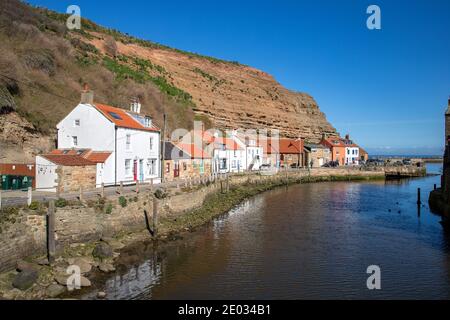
[87,163,450,299]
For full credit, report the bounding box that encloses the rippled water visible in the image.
[88,163,450,300]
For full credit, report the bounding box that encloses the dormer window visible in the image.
[144,117,152,128]
[74,119,80,127]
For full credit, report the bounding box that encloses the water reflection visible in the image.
[86,163,450,300]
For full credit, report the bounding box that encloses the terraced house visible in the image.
[37,88,161,191]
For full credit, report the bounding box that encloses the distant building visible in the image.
[304,144,332,167]
[163,142,212,181]
[320,134,361,166]
[231,131,264,171]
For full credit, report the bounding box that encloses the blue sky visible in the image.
[28,0,450,155]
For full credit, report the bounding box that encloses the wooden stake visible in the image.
[417,188,421,205]
[47,200,56,264]
[152,196,158,236]
[101,183,105,198]
[27,187,32,206]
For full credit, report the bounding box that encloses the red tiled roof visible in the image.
[42,149,112,166]
[260,138,303,154]
[41,154,96,166]
[0,163,35,177]
[85,152,112,163]
[177,143,211,159]
[94,103,159,132]
[321,136,359,148]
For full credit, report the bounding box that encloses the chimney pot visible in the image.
[80,85,94,105]
[345,134,350,140]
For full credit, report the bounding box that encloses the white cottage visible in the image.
[56,89,161,186]
[231,131,264,171]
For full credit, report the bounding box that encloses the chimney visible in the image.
[345,134,350,140]
[130,98,141,114]
[80,84,94,105]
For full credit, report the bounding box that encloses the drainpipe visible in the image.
[114,126,117,185]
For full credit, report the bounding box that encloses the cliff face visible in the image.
[91,37,337,141]
[0,0,336,163]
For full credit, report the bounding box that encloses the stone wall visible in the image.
[57,165,97,193]
[0,168,387,273]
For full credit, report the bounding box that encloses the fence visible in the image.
[0,166,377,209]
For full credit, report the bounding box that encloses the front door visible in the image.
[133,160,138,181]
[139,160,144,181]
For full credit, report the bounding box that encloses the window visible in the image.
[126,134,131,150]
[145,117,152,128]
[109,112,122,120]
[125,159,131,176]
[74,119,80,127]
[72,136,78,147]
[220,159,227,170]
[149,137,154,151]
[166,162,170,173]
[183,162,187,171]
[147,159,156,175]
[232,160,237,168]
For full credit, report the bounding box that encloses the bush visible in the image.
[118,196,127,208]
[55,198,67,208]
[154,188,167,199]
[28,201,40,210]
[105,203,113,214]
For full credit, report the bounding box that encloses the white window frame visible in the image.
[126,134,131,151]
[72,136,78,147]
[149,137,154,151]
[125,159,131,176]
[74,119,80,127]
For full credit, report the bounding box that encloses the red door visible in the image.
[133,160,138,181]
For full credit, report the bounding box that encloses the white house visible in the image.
[231,131,264,171]
[343,134,360,166]
[180,130,246,174]
[55,89,161,186]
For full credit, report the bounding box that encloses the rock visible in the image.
[80,276,91,287]
[12,270,38,291]
[68,258,92,274]
[97,291,107,299]
[98,263,115,273]
[2,288,23,300]
[92,243,113,260]
[46,284,65,298]
[16,260,37,272]
[36,258,50,266]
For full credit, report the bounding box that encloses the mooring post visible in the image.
[27,187,32,206]
[79,186,83,202]
[220,180,224,193]
[101,183,105,198]
[226,174,230,192]
[136,181,140,194]
[152,196,158,236]
[120,181,124,194]
[417,188,422,205]
[47,200,56,264]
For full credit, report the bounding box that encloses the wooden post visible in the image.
[152,196,158,236]
[56,186,60,199]
[417,188,421,205]
[79,186,83,202]
[136,181,140,194]
[47,200,56,264]
[120,181,124,194]
[0,190,2,210]
[434,184,437,190]
[101,183,105,198]
[226,174,230,192]
[220,180,224,193]
[27,187,32,206]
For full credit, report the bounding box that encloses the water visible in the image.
[90,163,450,300]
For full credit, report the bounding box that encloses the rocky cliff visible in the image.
[0,0,336,163]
